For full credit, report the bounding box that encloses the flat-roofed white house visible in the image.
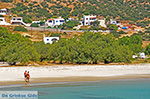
[43,37,60,44]
[0,17,10,25]
[11,17,23,25]
[83,15,97,25]
[132,52,146,59]
[139,52,146,59]
[46,17,65,27]
[0,9,8,15]
[11,17,30,26]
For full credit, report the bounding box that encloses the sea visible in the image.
[0,78,150,99]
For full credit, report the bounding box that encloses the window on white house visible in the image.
[60,20,64,22]
[51,38,57,41]
[17,19,21,20]
[49,20,52,23]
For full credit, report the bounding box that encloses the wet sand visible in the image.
[1,74,150,86]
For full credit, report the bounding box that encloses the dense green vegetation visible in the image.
[8,0,149,21]
[0,27,39,65]
[30,23,39,27]
[111,30,127,38]
[118,35,142,54]
[11,3,50,21]
[108,24,118,31]
[13,26,28,32]
[0,27,148,65]
[145,44,150,55]
[59,20,80,30]
[90,21,101,31]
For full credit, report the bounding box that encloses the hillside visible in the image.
[0,0,149,22]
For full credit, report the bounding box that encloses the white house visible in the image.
[0,9,8,15]
[11,17,30,26]
[0,17,10,25]
[43,37,60,44]
[139,52,146,59]
[11,17,23,25]
[132,52,146,59]
[83,15,97,25]
[46,17,65,27]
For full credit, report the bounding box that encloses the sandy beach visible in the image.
[0,63,150,86]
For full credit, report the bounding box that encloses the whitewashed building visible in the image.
[11,17,23,25]
[46,17,65,27]
[83,15,107,27]
[0,17,10,25]
[43,37,60,44]
[139,52,146,59]
[83,15,97,25]
[11,17,30,26]
[0,9,8,15]
[132,52,146,59]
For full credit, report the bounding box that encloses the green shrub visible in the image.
[145,44,150,55]
[30,23,39,27]
[60,20,80,30]
[23,17,32,23]
[13,26,28,32]
[118,31,127,34]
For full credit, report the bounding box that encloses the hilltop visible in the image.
[0,0,149,22]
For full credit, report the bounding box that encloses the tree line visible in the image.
[0,27,149,65]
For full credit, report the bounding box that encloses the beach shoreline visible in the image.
[1,75,150,86]
[0,63,150,86]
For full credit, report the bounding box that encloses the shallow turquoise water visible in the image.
[1,79,150,99]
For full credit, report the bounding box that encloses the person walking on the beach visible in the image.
[24,70,27,81]
[26,71,30,83]
[24,71,30,85]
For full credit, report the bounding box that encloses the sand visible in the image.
[0,63,150,86]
